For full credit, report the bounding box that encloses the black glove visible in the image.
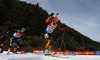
[50,13,54,16]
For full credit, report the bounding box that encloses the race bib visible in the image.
[46,22,57,33]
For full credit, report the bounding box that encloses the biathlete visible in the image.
[44,13,65,54]
[7,28,25,54]
[0,44,3,53]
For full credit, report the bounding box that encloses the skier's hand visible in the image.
[50,13,54,16]
[59,27,65,32]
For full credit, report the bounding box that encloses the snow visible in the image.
[0,51,100,60]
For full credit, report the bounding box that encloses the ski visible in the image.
[53,54,69,59]
[45,54,69,59]
[6,51,25,55]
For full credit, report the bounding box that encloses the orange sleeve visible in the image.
[45,16,52,23]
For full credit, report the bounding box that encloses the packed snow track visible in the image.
[0,51,100,60]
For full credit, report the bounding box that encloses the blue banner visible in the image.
[95,51,100,55]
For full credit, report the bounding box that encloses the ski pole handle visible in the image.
[56,13,59,17]
[50,13,54,16]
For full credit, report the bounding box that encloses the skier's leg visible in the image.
[44,33,49,43]
[48,40,53,50]
[15,42,20,52]
[48,45,51,50]
[0,44,3,53]
[45,40,50,49]
[8,37,13,53]
[14,48,17,53]
[48,34,52,50]
[0,48,1,53]
[48,38,53,54]
[45,34,53,54]
[44,32,49,49]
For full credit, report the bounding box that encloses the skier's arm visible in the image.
[59,27,65,32]
[45,13,54,23]
[57,24,65,31]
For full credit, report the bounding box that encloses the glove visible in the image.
[59,27,65,32]
[50,13,54,16]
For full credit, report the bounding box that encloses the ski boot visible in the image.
[45,49,49,54]
[7,48,11,55]
[45,49,53,56]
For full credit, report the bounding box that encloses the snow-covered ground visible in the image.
[0,51,100,60]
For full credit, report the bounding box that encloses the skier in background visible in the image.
[44,13,65,54]
[0,44,3,53]
[7,28,25,54]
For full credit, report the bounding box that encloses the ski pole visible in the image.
[56,13,59,17]
[59,27,65,50]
